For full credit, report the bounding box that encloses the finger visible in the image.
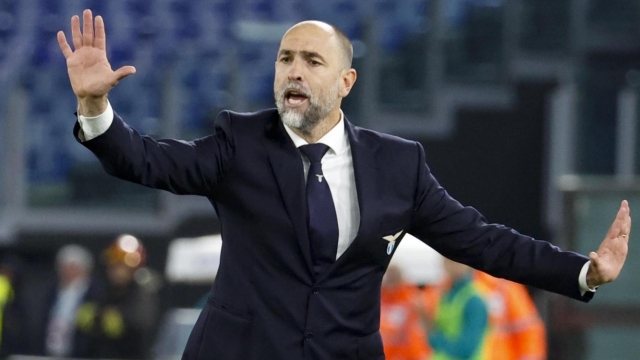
[57,31,73,59]
[71,15,82,50]
[620,201,632,240]
[622,200,631,236]
[82,9,94,47]
[618,200,629,219]
[94,15,106,50]
[113,66,137,83]
[589,251,599,263]
[605,201,630,239]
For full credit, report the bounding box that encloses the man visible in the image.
[34,244,102,358]
[75,235,159,359]
[57,9,631,360]
[380,265,429,360]
[474,271,547,360]
[427,258,488,360]
[0,255,28,356]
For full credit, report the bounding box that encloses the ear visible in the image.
[338,69,357,98]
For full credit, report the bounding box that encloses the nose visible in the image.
[287,58,303,82]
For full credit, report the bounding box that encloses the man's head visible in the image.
[274,21,357,137]
[56,244,94,287]
[442,258,471,281]
[103,234,146,288]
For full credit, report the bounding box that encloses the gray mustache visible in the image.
[278,83,311,98]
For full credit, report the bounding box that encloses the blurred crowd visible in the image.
[380,259,547,360]
[0,236,547,360]
[0,235,161,359]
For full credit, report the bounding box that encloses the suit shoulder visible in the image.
[216,108,278,126]
[351,125,420,153]
[210,108,279,139]
[349,125,425,172]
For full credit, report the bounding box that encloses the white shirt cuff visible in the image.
[579,260,597,296]
[77,101,114,141]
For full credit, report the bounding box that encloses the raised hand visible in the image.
[57,9,136,116]
[587,200,632,288]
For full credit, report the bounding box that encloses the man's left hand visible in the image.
[587,200,632,288]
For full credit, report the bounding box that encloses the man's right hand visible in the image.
[57,9,136,117]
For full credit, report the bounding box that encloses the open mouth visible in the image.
[284,89,309,107]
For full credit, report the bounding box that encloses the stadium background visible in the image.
[0,0,639,359]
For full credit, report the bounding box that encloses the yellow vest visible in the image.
[0,275,15,348]
[432,280,488,360]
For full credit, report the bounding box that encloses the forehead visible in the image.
[278,24,340,58]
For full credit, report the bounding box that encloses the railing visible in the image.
[0,0,638,241]
[551,175,640,360]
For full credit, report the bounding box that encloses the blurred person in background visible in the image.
[78,234,159,359]
[474,271,546,360]
[427,258,488,360]
[56,9,632,360]
[34,244,102,357]
[380,264,429,360]
[0,255,28,356]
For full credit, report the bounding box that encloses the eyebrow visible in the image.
[278,50,327,63]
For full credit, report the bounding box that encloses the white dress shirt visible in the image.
[77,102,594,292]
[46,277,89,356]
[282,112,360,259]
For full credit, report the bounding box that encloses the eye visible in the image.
[280,57,291,63]
[309,60,321,66]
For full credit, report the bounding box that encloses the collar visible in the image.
[282,110,349,155]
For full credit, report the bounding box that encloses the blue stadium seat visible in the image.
[302,1,364,39]
[0,0,17,13]
[237,41,276,109]
[271,0,305,22]
[27,89,76,183]
[125,0,153,16]
[236,0,276,22]
[169,47,232,137]
[0,39,8,62]
[38,0,61,15]
[0,12,16,40]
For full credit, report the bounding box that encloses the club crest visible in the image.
[383,230,403,255]
[386,241,395,255]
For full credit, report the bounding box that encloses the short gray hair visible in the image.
[329,24,353,69]
[56,244,94,271]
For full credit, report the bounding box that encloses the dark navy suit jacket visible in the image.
[75,109,591,360]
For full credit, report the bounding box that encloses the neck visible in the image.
[292,107,342,143]
[60,275,85,289]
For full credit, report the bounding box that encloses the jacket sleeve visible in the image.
[74,110,235,197]
[407,142,592,302]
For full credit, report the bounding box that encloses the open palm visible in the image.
[57,9,135,100]
[587,200,632,287]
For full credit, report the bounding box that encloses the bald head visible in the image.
[282,21,353,70]
[274,20,358,142]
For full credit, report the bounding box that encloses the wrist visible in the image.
[586,265,599,289]
[77,96,108,117]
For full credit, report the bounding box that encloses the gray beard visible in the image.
[275,81,339,135]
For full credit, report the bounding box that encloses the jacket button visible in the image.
[304,332,314,341]
[312,287,319,294]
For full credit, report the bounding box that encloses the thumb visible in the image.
[589,251,599,263]
[113,65,136,82]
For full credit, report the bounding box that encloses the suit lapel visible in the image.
[347,119,380,242]
[262,115,314,275]
[317,118,380,282]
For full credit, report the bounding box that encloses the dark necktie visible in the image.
[299,144,339,276]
